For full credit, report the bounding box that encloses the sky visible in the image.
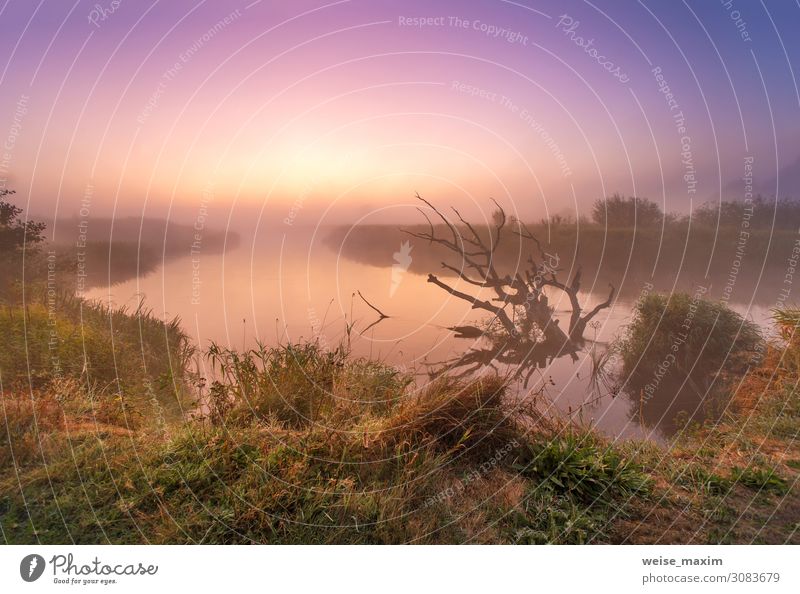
[0,0,798,229]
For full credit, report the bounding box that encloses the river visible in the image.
[85,227,777,443]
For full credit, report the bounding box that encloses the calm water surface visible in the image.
[86,229,775,443]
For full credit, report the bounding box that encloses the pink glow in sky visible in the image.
[0,0,798,226]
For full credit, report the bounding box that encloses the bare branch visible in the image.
[439,262,505,288]
[513,220,546,262]
[357,290,390,319]
[416,192,460,250]
[427,273,516,336]
[488,197,506,252]
[580,284,616,325]
[451,206,485,250]
[410,195,605,353]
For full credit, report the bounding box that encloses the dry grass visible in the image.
[2,303,796,544]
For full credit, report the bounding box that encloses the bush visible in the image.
[614,292,762,432]
[0,189,46,299]
[619,293,761,379]
[591,194,664,228]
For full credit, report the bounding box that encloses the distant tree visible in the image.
[0,189,45,251]
[0,189,47,296]
[539,213,576,228]
[693,196,800,230]
[591,194,664,228]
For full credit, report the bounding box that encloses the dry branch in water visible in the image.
[403,195,615,376]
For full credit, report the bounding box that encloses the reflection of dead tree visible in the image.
[428,341,558,389]
[403,195,615,375]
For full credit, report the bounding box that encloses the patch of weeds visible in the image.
[694,447,717,459]
[701,495,735,523]
[517,434,651,504]
[508,487,608,544]
[730,466,789,495]
[672,464,731,496]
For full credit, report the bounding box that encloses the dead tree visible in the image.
[403,195,615,358]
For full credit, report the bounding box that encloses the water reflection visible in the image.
[85,227,776,442]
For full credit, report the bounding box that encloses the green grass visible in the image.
[1,328,652,544]
[0,289,195,414]
[618,292,761,381]
[508,490,610,544]
[670,464,732,496]
[730,466,789,495]
[1,295,797,544]
[518,434,650,504]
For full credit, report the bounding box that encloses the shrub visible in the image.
[614,293,762,431]
[591,194,664,228]
[621,292,761,375]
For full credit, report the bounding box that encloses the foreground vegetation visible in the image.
[1,304,798,543]
[1,335,654,544]
[1,193,798,544]
[616,307,800,543]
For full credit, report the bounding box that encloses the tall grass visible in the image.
[618,293,761,378]
[0,288,195,418]
[1,334,651,544]
[611,293,762,431]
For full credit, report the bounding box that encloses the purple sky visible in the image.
[0,0,798,226]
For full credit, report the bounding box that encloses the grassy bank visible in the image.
[1,335,652,544]
[0,287,196,476]
[1,302,798,543]
[616,308,800,543]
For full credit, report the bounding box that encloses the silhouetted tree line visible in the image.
[590,193,800,230]
[0,189,47,298]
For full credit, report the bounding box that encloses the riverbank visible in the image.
[1,290,797,543]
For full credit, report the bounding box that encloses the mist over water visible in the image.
[83,222,780,442]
